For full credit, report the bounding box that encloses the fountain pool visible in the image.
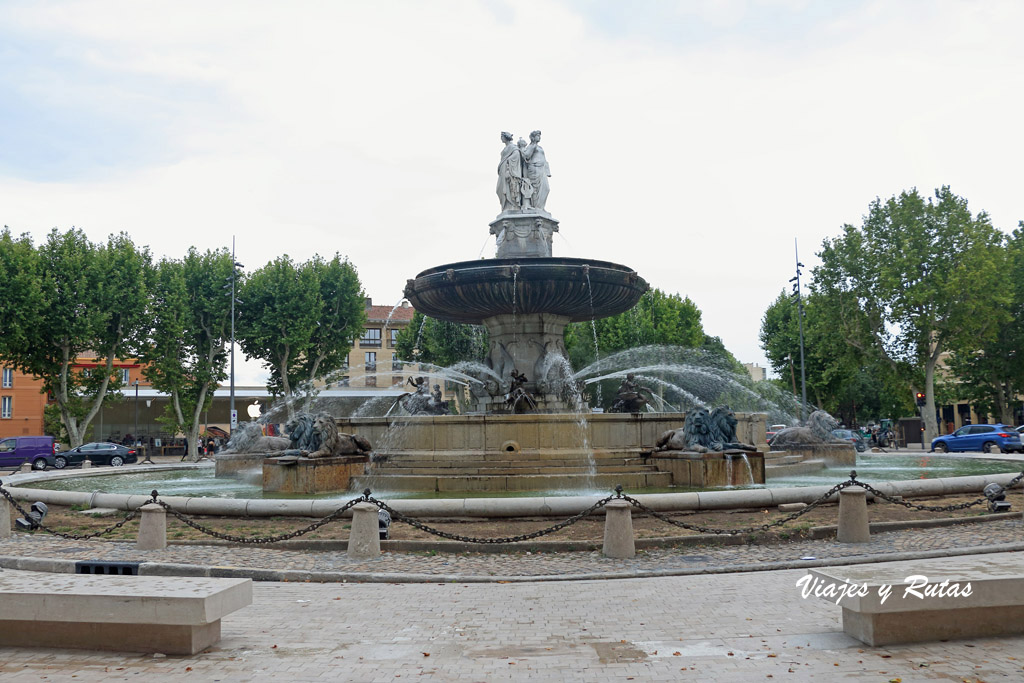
[24,453,1023,500]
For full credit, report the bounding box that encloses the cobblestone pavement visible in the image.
[1,517,1022,579]
[2,564,1024,682]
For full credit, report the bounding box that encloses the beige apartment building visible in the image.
[343,298,417,392]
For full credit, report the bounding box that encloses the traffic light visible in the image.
[915,392,926,407]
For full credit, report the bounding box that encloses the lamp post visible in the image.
[790,239,807,422]
[226,237,244,436]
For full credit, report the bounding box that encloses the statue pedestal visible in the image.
[489,213,559,258]
[263,455,370,495]
[650,451,765,487]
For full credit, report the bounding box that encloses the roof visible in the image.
[366,304,415,324]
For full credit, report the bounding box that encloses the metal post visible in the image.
[230,236,236,437]
[134,380,139,449]
[790,240,807,422]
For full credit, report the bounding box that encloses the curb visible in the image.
[3,541,1023,584]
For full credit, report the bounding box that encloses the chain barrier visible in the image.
[367,493,617,544]
[0,480,143,540]
[620,480,854,536]
[149,490,367,545]
[849,469,1024,512]
[2,468,1022,545]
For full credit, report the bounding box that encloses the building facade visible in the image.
[344,298,416,392]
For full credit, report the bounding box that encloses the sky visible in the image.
[2,0,1022,385]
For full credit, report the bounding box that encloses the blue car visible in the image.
[931,424,1023,454]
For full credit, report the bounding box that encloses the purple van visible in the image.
[0,436,57,470]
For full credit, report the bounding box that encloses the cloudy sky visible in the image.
[2,0,1022,384]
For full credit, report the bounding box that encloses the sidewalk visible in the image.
[1,559,1022,681]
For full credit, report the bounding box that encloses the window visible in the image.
[389,329,400,348]
[1,396,11,419]
[365,376,377,387]
[121,368,130,384]
[391,375,404,386]
[365,352,377,372]
[338,376,350,387]
[1,368,12,388]
[392,357,403,372]
[360,328,382,348]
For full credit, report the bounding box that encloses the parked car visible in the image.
[766,424,788,442]
[49,442,138,469]
[832,428,867,452]
[0,436,57,470]
[930,424,1023,454]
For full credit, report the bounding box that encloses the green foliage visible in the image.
[564,288,705,369]
[393,311,488,368]
[946,223,1024,424]
[812,187,1009,439]
[0,227,151,447]
[237,254,365,414]
[759,289,911,424]
[142,248,234,460]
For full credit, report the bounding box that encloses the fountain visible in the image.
[307,131,768,493]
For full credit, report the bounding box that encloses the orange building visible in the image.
[0,357,150,439]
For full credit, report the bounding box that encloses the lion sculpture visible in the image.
[707,406,757,452]
[656,406,712,453]
[219,422,290,454]
[656,405,757,453]
[283,412,372,458]
[769,410,841,448]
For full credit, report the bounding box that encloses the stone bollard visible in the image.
[19,462,32,473]
[0,499,11,539]
[602,499,636,559]
[137,503,167,550]
[81,460,92,469]
[837,488,870,543]
[347,502,381,559]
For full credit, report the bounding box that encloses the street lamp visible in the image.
[224,237,244,437]
[790,239,808,422]
[133,379,139,447]
[135,379,154,464]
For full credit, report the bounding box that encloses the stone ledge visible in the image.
[0,570,252,654]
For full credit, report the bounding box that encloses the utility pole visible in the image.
[226,237,244,437]
[790,240,807,422]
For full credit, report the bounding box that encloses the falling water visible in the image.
[738,452,755,486]
[582,265,603,408]
[554,355,597,485]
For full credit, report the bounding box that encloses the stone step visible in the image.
[370,464,663,476]
[765,459,826,478]
[353,471,673,493]
[378,449,648,462]
[371,457,639,470]
[764,454,805,465]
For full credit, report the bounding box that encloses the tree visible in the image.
[814,187,1009,441]
[143,249,234,461]
[393,311,488,369]
[564,288,705,368]
[0,228,151,447]
[759,289,908,423]
[237,254,365,418]
[946,224,1024,425]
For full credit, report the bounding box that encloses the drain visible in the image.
[75,560,141,575]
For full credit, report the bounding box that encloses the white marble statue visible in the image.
[521,130,550,212]
[497,130,550,213]
[496,132,530,213]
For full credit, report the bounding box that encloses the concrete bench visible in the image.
[0,570,252,655]
[803,552,1024,646]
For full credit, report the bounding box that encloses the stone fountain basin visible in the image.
[403,257,648,324]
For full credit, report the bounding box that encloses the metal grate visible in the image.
[75,561,141,575]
